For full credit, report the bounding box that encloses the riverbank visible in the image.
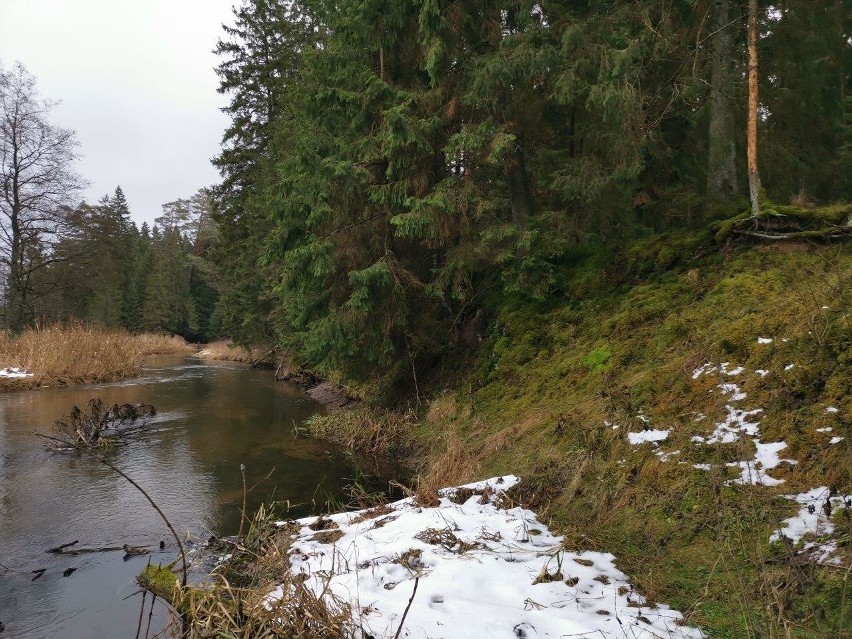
[298,237,851,638]
[195,340,357,411]
[139,233,849,638]
[0,325,194,391]
[142,476,705,639]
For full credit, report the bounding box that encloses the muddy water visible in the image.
[0,355,386,638]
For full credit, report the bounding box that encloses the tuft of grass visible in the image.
[304,408,417,458]
[413,436,481,507]
[0,324,193,390]
[144,506,354,639]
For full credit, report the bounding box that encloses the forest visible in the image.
[1,2,850,637]
[209,0,850,389]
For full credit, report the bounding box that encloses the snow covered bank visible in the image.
[0,366,33,378]
[271,477,703,639]
[770,487,852,565]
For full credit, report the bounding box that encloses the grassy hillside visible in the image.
[309,234,851,638]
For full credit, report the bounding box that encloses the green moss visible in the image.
[138,563,180,605]
[582,345,611,372]
[313,229,851,638]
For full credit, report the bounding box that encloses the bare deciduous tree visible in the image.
[0,62,85,329]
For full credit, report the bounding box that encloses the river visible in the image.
[0,354,388,638]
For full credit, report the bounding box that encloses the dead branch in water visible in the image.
[36,398,187,588]
[52,398,156,448]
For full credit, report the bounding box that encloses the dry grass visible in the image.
[146,506,354,639]
[305,408,416,458]
[194,339,256,363]
[414,436,481,507]
[0,324,193,390]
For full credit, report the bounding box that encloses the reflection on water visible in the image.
[0,355,385,638]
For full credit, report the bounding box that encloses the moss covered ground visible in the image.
[310,231,851,638]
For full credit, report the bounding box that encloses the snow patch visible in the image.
[770,487,851,564]
[628,429,670,445]
[829,437,844,445]
[825,406,839,414]
[657,449,681,462]
[270,477,705,639]
[0,367,33,378]
[757,337,773,344]
[728,441,796,487]
[705,406,762,444]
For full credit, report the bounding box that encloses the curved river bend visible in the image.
[0,355,381,638]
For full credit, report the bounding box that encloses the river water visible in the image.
[0,355,386,638]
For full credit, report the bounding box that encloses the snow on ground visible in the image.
[690,357,848,564]
[687,364,794,486]
[770,487,851,564]
[0,367,33,378]
[728,441,796,487]
[627,429,670,445]
[271,477,704,639]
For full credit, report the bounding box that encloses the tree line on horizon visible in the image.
[210,0,850,386]
[42,187,220,341]
[0,62,220,339]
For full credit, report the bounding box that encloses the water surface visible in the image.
[0,355,381,638]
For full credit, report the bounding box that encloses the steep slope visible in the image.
[311,236,851,637]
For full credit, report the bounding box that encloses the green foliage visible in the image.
[207,0,851,390]
[582,346,611,373]
[37,187,221,342]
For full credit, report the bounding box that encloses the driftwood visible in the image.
[53,399,156,447]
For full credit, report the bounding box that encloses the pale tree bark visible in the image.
[707,0,738,199]
[0,62,84,329]
[747,0,761,217]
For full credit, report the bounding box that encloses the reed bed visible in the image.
[0,324,193,390]
[193,339,256,363]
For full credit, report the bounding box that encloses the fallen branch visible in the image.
[47,540,79,554]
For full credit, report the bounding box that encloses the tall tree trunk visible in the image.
[505,148,535,228]
[747,0,761,217]
[707,0,738,199]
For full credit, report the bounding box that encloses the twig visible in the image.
[237,463,247,542]
[393,576,419,639]
[134,591,147,639]
[144,594,157,639]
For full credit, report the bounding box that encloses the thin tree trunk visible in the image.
[747,0,761,217]
[707,0,738,199]
[505,148,535,228]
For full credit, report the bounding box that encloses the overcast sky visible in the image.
[0,0,236,225]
